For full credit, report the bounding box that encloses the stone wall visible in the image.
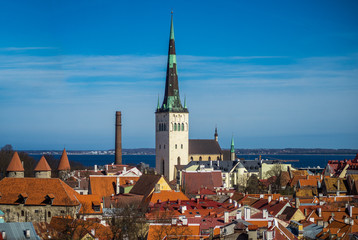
[0,204,79,223]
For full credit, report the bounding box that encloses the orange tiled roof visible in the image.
[6,151,24,172]
[34,156,52,171]
[76,194,103,215]
[89,176,140,198]
[57,148,71,171]
[49,217,112,240]
[146,190,189,205]
[0,177,80,206]
[299,179,319,187]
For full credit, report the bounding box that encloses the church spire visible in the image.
[158,12,187,113]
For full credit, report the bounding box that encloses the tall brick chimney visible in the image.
[115,111,122,165]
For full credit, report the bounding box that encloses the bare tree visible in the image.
[109,202,148,240]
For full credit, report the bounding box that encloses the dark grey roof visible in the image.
[240,159,262,173]
[0,222,41,240]
[189,139,222,155]
[186,160,240,172]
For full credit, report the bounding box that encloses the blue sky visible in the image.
[0,0,357,150]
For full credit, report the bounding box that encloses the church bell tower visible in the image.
[155,13,189,181]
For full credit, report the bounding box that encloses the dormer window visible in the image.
[92,201,101,212]
[18,193,28,204]
[45,194,55,205]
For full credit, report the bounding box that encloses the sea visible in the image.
[29,154,357,169]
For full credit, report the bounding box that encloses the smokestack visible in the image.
[115,111,122,165]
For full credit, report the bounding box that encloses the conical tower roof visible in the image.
[7,152,24,172]
[34,156,51,171]
[57,148,71,171]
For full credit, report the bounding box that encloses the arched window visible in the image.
[181,144,183,149]
[182,123,184,131]
[208,157,211,161]
[48,211,51,218]
[178,123,180,131]
[177,157,181,165]
[190,157,193,161]
[175,144,177,149]
[162,160,165,174]
[199,156,202,161]
[174,123,177,131]
[21,210,24,217]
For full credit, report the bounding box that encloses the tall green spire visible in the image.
[157,12,187,113]
[230,135,235,153]
[157,94,160,111]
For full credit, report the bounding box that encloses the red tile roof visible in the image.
[146,190,189,205]
[182,171,222,194]
[76,194,103,215]
[34,156,52,171]
[89,176,139,198]
[0,177,80,206]
[57,148,71,171]
[6,152,24,172]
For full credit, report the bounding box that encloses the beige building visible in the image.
[259,162,293,179]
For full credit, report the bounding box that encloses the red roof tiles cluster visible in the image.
[182,171,222,194]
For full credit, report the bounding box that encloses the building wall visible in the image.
[0,204,78,223]
[35,171,51,178]
[189,154,221,161]
[291,209,305,222]
[156,112,189,181]
[259,163,292,179]
[7,172,24,178]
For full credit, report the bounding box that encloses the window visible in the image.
[199,156,202,161]
[182,123,184,131]
[208,156,211,161]
[21,210,24,217]
[162,160,165,174]
[177,157,181,165]
[174,123,177,131]
[164,145,165,149]
[48,211,51,218]
[175,144,177,149]
[60,210,65,214]
[217,156,220,160]
[164,123,166,131]
[35,210,39,214]
[181,144,183,149]
[190,157,193,161]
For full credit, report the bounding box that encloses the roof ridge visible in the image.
[59,179,80,205]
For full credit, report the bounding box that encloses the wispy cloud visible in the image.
[0,52,357,104]
[0,47,56,51]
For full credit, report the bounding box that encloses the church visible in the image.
[155,14,236,181]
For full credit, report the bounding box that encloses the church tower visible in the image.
[156,14,189,181]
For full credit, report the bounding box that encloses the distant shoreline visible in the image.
[23,148,358,156]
